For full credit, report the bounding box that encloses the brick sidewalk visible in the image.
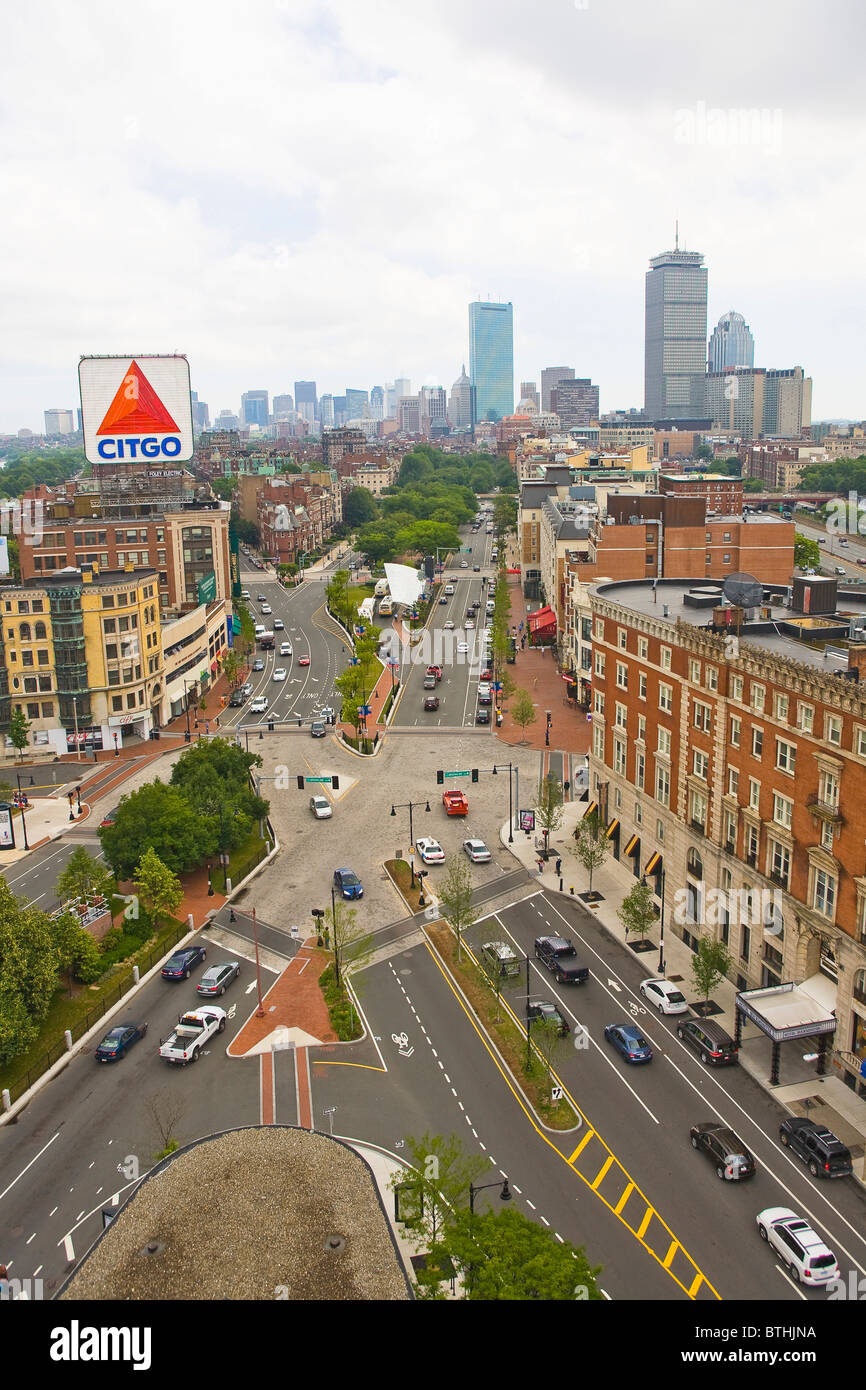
[495,574,590,757]
[227,939,337,1054]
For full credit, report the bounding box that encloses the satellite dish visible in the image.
[723,572,763,608]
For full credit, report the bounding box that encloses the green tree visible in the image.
[221,650,241,688]
[794,533,821,569]
[0,986,39,1065]
[55,847,114,908]
[743,476,764,493]
[210,477,239,501]
[695,443,713,461]
[328,897,371,991]
[617,879,657,945]
[99,781,211,880]
[438,855,478,961]
[534,773,564,857]
[343,486,379,527]
[529,1015,570,1105]
[8,706,31,761]
[51,912,103,988]
[430,1206,603,1301]
[133,846,184,931]
[234,519,260,546]
[511,689,537,743]
[691,935,732,1004]
[0,879,58,1060]
[571,809,610,897]
[388,1132,491,1252]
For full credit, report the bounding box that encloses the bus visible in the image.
[258,630,275,649]
[378,598,393,616]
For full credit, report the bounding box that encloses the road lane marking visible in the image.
[0,1132,61,1204]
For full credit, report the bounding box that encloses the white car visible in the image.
[310,795,332,819]
[639,978,689,1014]
[756,1208,839,1287]
[443,620,455,630]
[280,642,292,656]
[457,641,469,654]
[463,839,491,863]
[250,697,268,714]
[274,619,284,630]
[460,561,469,567]
[415,837,445,864]
[464,620,475,630]
[261,604,272,615]
[477,682,491,697]
[272,668,287,682]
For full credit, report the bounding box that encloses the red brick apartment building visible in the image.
[588,577,866,1090]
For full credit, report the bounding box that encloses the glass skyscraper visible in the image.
[469,301,513,423]
[644,248,708,420]
[708,311,755,374]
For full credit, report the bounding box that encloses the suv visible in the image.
[756,1208,839,1287]
[690,1123,756,1180]
[676,1017,738,1066]
[779,1117,853,1178]
[534,935,589,984]
[481,941,520,979]
[228,689,247,707]
[527,999,570,1036]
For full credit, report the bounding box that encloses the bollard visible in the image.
[132,965,140,984]
[64,1029,73,1051]
[226,877,232,893]
[2,1088,11,1112]
[187,912,195,931]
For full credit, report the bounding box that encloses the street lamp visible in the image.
[492,762,519,844]
[642,868,666,975]
[15,772,29,850]
[469,1177,512,1215]
[183,679,194,742]
[390,799,431,888]
[416,868,428,909]
[207,859,214,896]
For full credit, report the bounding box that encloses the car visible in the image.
[309,720,326,738]
[779,1117,853,1178]
[415,836,445,864]
[478,689,492,705]
[100,807,118,827]
[261,604,272,615]
[252,658,265,672]
[94,1021,148,1062]
[527,998,570,1036]
[280,642,292,656]
[250,696,268,714]
[228,689,247,707]
[839,538,849,546]
[439,596,448,604]
[480,940,521,977]
[690,1123,756,1180]
[463,838,491,862]
[241,589,250,599]
[334,867,363,899]
[464,620,475,630]
[423,674,438,690]
[460,560,469,568]
[272,668,287,682]
[756,1207,839,1286]
[640,978,689,1014]
[476,707,491,724]
[857,557,866,566]
[426,665,443,680]
[298,655,311,666]
[676,1017,738,1065]
[443,619,455,630]
[241,682,254,696]
[480,668,492,681]
[196,961,241,997]
[604,1022,653,1063]
[254,624,266,639]
[457,642,469,653]
[256,594,266,602]
[835,566,847,575]
[274,619,285,630]
[161,945,207,980]
[320,706,335,722]
[310,794,332,818]
[473,565,481,572]
[423,695,440,711]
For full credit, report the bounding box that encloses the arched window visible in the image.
[34,621,47,640]
[18,623,31,641]
[686,848,703,879]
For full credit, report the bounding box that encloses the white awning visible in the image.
[798,972,837,1016]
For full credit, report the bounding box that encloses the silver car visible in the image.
[196,961,241,996]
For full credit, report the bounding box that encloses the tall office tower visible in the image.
[763,367,812,438]
[345,388,369,419]
[294,381,318,424]
[549,378,600,428]
[449,365,474,428]
[469,300,513,422]
[519,381,539,411]
[370,385,385,420]
[394,377,411,402]
[241,390,269,427]
[333,395,348,427]
[708,311,755,374]
[319,394,335,429]
[273,393,295,417]
[398,396,421,433]
[644,240,708,421]
[419,385,447,428]
[384,383,398,418]
[190,391,210,432]
[541,367,574,413]
[216,410,240,430]
[43,409,74,434]
[76,408,83,432]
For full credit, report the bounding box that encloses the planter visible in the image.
[627,938,655,954]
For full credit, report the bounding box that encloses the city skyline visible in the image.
[3,0,864,433]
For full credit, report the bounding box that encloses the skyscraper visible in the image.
[469,301,513,422]
[241,390,269,427]
[644,241,708,421]
[708,311,755,374]
[319,394,335,429]
[550,379,600,429]
[541,367,574,413]
[370,386,385,420]
[273,393,295,417]
[345,388,368,420]
[44,409,74,435]
[519,381,539,411]
[294,381,318,424]
[449,365,473,429]
[190,391,210,432]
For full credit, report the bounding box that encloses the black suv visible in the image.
[779,1117,853,1178]
[690,1123,756,1181]
[527,999,570,1036]
[676,1017,738,1066]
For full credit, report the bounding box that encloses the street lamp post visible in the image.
[251,906,265,1017]
[657,866,666,976]
[416,868,428,909]
[15,772,29,850]
[183,680,193,742]
[391,799,431,888]
[492,762,516,844]
[469,1177,512,1215]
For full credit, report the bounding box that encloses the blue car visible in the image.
[334,868,364,900]
[604,1022,653,1064]
[161,945,207,980]
[94,1021,148,1062]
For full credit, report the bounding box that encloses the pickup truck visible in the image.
[159,1007,226,1065]
[534,935,590,984]
[442,790,469,816]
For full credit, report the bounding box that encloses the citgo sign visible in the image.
[79,355,193,466]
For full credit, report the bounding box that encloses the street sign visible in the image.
[444,770,469,778]
[492,682,502,691]
[305,776,332,783]
[359,705,372,716]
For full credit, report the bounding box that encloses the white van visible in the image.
[254,623,266,638]
[444,584,455,595]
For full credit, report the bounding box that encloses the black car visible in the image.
[94,1021,148,1062]
[310,720,326,737]
[229,689,247,707]
[690,1123,756,1180]
[475,707,490,724]
[161,945,207,980]
[676,1017,738,1065]
[779,1117,853,1178]
[527,999,570,1036]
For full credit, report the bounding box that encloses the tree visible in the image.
[794,533,821,570]
[210,477,238,501]
[8,707,31,762]
[438,856,478,960]
[99,781,212,880]
[133,846,184,931]
[617,879,657,945]
[528,1015,569,1105]
[51,913,103,989]
[233,519,260,546]
[144,1090,185,1161]
[511,689,537,743]
[571,809,610,897]
[534,773,564,857]
[55,847,114,908]
[221,650,241,688]
[429,1206,603,1301]
[343,486,378,528]
[695,443,713,461]
[691,935,732,1004]
[388,1132,491,1252]
[328,897,371,991]
[0,879,58,1060]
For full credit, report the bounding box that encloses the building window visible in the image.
[705,665,718,691]
[618,627,628,650]
[774,693,789,723]
[638,671,647,700]
[751,683,765,713]
[41,702,53,717]
[637,636,648,659]
[689,789,707,828]
[728,767,739,798]
[797,702,814,733]
[660,646,671,670]
[749,777,761,810]
[772,792,793,828]
[659,682,672,713]
[741,924,751,962]
[855,726,866,759]
[102,595,115,608]
[730,715,741,748]
[693,701,711,731]
[616,662,628,690]
[26,702,39,719]
[693,750,709,780]
[636,751,645,790]
[770,842,790,887]
[636,715,646,742]
[824,714,842,747]
[594,651,605,677]
[614,739,626,776]
[112,696,123,712]
[819,770,840,809]
[613,702,626,730]
[813,869,836,919]
[730,675,743,703]
[593,723,604,760]
[594,619,604,641]
[657,726,671,757]
[820,821,835,851]
[593,691,605,716]
[689,659,700,683]
[655,765,670,807]
[775,738,796,775]
[752,727,763,758]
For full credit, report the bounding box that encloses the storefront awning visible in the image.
[528,604,557,635]
[605,818,620,839]
[645,850,662,875]
[624,833,639,857]
[583,800,598,819]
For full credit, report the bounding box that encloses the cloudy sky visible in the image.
[3,0,864,433]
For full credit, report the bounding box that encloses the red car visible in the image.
[298,654,311,666]
[426,665,443,681]
[480,668,493,681]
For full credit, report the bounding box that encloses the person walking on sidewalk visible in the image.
[537,858,544,873]
[555,857,562,876]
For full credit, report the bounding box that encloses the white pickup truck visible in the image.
[158,1007,226,1065]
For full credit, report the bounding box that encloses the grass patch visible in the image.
[384,857,426,911]
[319,963,363,1041]
[425,921,578,1130]
[212,830,270,892]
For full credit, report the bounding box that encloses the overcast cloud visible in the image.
[2,0,864,432]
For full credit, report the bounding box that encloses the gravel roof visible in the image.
[60,1128,411,1301]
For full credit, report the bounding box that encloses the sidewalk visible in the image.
[496,573,589,757]
[501,802,866,1176]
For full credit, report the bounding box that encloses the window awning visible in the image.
[606,818,620,839]
[624,833,640,857]
[528,604,557,635]
[583,801,598,818]
[645,850,662,875]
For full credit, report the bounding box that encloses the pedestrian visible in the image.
[205,721,210,735]
[229,908,236,923]
[537,858,544,874]
[555,857,562,876]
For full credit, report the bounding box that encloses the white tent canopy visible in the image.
[384,562,423,607]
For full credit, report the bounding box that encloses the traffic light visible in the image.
[437,770,444,784]
[296,775,304,790]
[471,768,479,783]
[331,775,340,790]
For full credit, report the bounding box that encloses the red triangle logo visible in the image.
[97,360,180,435]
